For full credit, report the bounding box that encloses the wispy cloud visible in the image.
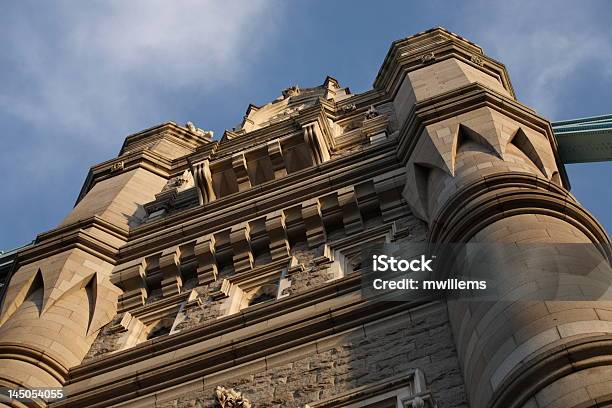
[0,0,281,142]
[0,1,283,248]
[456,0,612,118]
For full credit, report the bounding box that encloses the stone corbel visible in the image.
[230,223,253,274]
[109,312,148,350]
[265,210,290,261]
[267,139,288,179]
[231,152,252,191]
[159,247,183,297]
[194,235,218,285]
[191,159,216,205]
[110,258,149,313]
[373,168,408,222]
[302,198,326,248]
[303,121,331,165]
[337,186,364,235]
[210,279,232,301]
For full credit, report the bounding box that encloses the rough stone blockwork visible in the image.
[156,308,467,408]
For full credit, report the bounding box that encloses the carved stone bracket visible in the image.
[230,223,253,274]
[231,153,252,192]
[191,159,216,205]
[303,122,330,165]
[267,139,288,179]
[337,185,364,236]
[159,247,183,297]
[194,235,218,285]
[265,211,290,261]
[302,198,326,248]
[111,258,149,313]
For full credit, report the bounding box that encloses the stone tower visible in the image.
[0,28,610,408]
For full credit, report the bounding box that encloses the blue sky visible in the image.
[1,0,611,251]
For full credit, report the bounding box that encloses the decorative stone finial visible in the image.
[282,85,300,98]
[215,386,251,408]
[185,121,214,139]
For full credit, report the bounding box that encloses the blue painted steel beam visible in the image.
[552,114,612,163]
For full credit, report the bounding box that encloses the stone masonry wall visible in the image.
[153,304,467,408]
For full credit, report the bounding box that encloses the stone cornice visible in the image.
[118,122,213,156]
[24,138,399,267]
[75,148,176,205]
[0,344,68,384]
[429,172,612,251]
[118,140,399,261]
[374,27,515,100]
[488,334,612,408]
[15,216,127,267]
[58,273,435,407]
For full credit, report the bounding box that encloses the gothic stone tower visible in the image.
[0,28,610,408]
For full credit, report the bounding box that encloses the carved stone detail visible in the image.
[420,52,436,64]
[191,159,216,205]
[194,235,217,285]
[281,85,300,98]
[302,198,326,248]
[470,54,484,66]
[232,153,252,191]
[185,121,213,139]
[230,223,253,274]
[215,386,251,408]
[303,122,330,165]
[111,161,125,173]
[340,103,356,113]
[364,105,380,120]
[267,139,288,180]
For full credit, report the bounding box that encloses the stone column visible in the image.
[0,165,167,406]
[389,29,612,408]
